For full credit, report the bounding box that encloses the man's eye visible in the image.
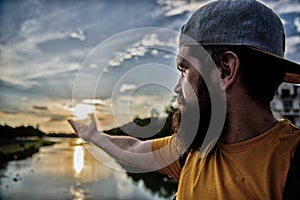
[177,65,187,77]
[181,70,186,77]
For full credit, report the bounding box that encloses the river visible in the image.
[0,138,175,200]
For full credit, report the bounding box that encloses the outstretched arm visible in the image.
[68,115,162,171]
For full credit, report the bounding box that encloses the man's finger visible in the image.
[68,119,78,134]
[90,113,98,130]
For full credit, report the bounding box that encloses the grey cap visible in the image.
[180,0,300,84]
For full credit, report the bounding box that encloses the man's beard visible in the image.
[172,82,212,153]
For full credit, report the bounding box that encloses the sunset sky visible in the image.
[1,0,300,133]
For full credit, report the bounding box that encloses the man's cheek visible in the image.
[182,83,198,104]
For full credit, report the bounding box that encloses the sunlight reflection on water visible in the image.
[73,145,84,176]
[70,180,86,200]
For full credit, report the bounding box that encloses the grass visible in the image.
[0,139,55,162]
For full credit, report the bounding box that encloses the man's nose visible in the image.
[174,77,183,95]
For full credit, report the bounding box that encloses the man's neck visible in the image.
[220,101,278,144]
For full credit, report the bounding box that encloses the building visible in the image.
[272,83,300,127]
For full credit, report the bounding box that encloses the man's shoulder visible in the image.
[276,119,300,148]
[278,119,300,135]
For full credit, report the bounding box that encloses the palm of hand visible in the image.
[68,114,100,142]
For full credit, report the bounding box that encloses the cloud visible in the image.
[119,84,136,93]
[265,0,300,14]
[108,47,147,67]
[112,93,173,121]
[48,115,69,122]
[0,109,18,115]
[0,76,38,90]
[33,105,48,110]
[0,1,89,93]
[82,98,108,106]
[0,98,75,133]
[0,110,51,128]
[151,49,159,56]
[285,36,300,62]
[89,63,98,68]
[157,0,211,17]
[108,33,177,67]
[70,28,86,41]
[24,62,80,80]
[295,17,300,33]
[0,60,80,91]
[157,0,300,17]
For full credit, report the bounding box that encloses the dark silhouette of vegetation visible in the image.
[0,124,77,138]
[127,171,178,198]
[0,125,56,162]
[0,125,45,138]
[46,133,77,138]
[104,104,177,140]
[0,139,55,162]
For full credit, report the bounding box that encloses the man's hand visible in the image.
[68,114,102,142]
[67,113,161,171]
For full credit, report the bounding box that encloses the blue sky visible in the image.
[0,0,299,133]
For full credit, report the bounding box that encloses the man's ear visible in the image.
[219,51,240,90]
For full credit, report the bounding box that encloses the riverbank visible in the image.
[0,138,55,162]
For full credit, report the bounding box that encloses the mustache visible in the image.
[177,95,186,106]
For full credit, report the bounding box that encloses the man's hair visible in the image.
[203,45,286,106]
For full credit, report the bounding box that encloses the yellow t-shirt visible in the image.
[152,119,300,200]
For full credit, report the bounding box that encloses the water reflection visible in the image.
[73,145,84,177]
[70,180,86,200]
[0,138,171,200]
[71,143,86,200]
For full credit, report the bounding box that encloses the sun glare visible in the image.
[73,104,95,120]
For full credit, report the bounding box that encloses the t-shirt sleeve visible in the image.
[152,136,181,181]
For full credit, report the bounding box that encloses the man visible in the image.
[69,0,300,199]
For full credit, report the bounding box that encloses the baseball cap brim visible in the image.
[247,46,300,84]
